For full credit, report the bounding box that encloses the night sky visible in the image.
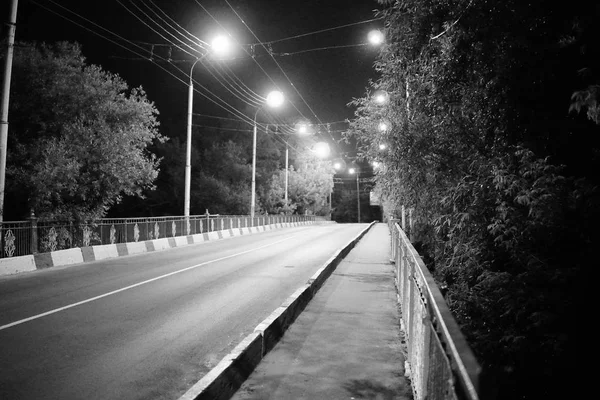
[10,0,383,161]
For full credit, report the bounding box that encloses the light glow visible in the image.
[368,30,384,45]
[266,91,285,108]
[314,142,331,158]
[211,35,232,57]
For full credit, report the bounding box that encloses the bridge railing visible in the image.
[0,212,324,258]
[389,219,481,400]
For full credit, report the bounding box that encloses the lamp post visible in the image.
[184,35,231,230]
[251,90,284,218]
[349,167,360,223]
[0,0,18,224]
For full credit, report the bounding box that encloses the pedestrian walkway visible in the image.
[231,223,413,400]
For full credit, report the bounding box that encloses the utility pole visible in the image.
[0,0,19,223]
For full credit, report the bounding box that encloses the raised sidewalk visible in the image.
[230,223,413,399]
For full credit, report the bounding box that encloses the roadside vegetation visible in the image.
[346,0,598,398]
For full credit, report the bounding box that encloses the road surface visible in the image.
[0,223,368,400]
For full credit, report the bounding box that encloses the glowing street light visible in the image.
[314,141,331,159]
[379,143,387,150]
[368,29,384,46]
[251,90,285,218]
[266,90,285,108]
[211,35,232,58]
[294,120,312,136]
[185,35,233,231]
[378,121,389,132]
[373,90,389,105]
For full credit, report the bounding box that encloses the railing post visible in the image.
[401,205,406,232]
[29,210,38,254]
[408,208,413,240]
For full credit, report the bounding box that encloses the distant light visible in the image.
[379,143,387,150]
[378,122,389,132]
[349,167,356,175]
[298,125,308,134]
[368,30,384,46]
[314,142,331,158]
[332,158,346,171]
[372,161,380,168]
[211,35,231,57]
[266,91,285,108]
[373,90,388,105]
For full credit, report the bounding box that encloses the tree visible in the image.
[347,1,599,398]
[5,41,164,220]
[264,152,334,215]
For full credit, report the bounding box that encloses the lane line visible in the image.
[0,235,297,331]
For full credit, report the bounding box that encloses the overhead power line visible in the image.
[258,17,383,45]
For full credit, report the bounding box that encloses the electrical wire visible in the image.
[222,0,344,155]
[130,0,288,129]
[116,0,200,58]
[259,17,383,45]
[39,0,352,156]
[144,0,208,47]
[193,0,310,130]
[272,43,369,57]
[39,0,260,128]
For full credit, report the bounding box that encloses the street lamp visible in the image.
[282,120,312,212]
[184,35,232,228]
[378,121,389,132]
[349,167,360,223]
[313,141,331,159]
[368,29,384,46]
[373,90,389,105]
[251,90,285,218]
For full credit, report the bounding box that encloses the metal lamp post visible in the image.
[184,35,231,231]
[250,90,284,218]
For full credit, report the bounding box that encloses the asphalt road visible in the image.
[0,223,368,400]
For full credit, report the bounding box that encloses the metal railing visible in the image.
[389,219,481,400]
[0,212,324,258]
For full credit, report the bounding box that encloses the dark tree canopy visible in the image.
[347,1,599,398]
[6,41,165,220]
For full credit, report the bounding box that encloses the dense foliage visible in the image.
[4,41,334,220]
[6,42,164,220]
[265,152,334,215]
[348,0,599,398]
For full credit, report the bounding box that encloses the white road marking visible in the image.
[0,235,296,331]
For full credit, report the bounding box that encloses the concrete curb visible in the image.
[178,221,376,400]
[0,220,334,277]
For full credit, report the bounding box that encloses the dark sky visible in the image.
[10,0,384,160]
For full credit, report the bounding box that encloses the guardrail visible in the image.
[0,212,324,258]
[389,219,481,400]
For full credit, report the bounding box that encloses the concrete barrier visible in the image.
[0,221,326,277]
[50,248,84,267]
[0,254,36,275]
